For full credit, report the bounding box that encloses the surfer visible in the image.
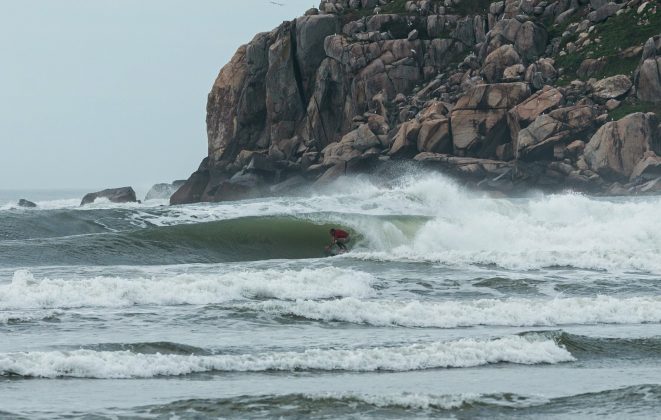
[328,228,350,253]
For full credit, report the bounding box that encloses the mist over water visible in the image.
[1,173,660,418]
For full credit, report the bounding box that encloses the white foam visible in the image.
[153,174,661,274]
[0,268,375,310]
[240,296,661,327]
[305,391,547,410]
[0,336,573,378]
[5,173,661,273]
[343,183,661,273]
[0,198,165,211]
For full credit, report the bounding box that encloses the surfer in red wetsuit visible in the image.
[329,228,350,252]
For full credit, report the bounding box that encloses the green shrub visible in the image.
[608,102,661,121]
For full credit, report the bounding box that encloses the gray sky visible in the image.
[0,0,312,190]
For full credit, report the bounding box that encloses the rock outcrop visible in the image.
[451,82,530,158]
[636,35,661,103]
[172,0,661,202]
[584,113,661,180]
[81,187,137,206]
[18,199,37,208]
[516,105,599,161]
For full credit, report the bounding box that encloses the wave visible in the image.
[0,335,573,378]
[540,331,661,360]
[0,310,62,325]
[141,392,545,417]
[81,341,211,356]
[2,173,661,271]
[237,295,661,328]
[137,385,661,418]
[0,214,377,266]
[0,268,375,310]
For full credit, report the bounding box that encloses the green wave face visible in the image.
[131,216,346,261]
[1,214,427,267]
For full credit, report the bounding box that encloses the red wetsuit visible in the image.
[332,229,349,240]
[331,229,350,251]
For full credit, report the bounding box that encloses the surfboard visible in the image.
[325,246,348,256]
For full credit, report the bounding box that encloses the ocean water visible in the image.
[1,173,660,419]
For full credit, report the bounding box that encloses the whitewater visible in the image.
[1,172,661,418]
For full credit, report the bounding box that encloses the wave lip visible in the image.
[534,331,661,360]
[238,295,661,328]
[0,336,573,378]
[0,268,375,310]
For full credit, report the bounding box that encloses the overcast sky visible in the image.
[0,0,312,190]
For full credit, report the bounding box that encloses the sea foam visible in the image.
[0,335,573,378]
[239,295,661,327]
[0,268,375,309]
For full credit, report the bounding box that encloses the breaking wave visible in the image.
[0,268,375,310]
[1,173,660,271]
[0,335,573,378]
[238,295,661,328]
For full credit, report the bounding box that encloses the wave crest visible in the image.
[0,336,573,378]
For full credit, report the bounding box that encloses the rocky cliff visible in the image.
[171,0,661,204]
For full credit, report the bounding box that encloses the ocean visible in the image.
[1,172,660,419]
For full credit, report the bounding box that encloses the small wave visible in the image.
[141,392,545,418]
[237,295,661,328]
[0,336,573,378]
[0,411,28,420]
[139,385,661,418]
[82,341,210,356]
[0,268,375,310]
[0,310,62,325]
[528,331,661,360]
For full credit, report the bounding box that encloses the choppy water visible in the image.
[1,173,660,419]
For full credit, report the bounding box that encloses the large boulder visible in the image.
[323,124,381,165]
[18,199,37,208]
[590,75,632,102]
[207,32,270,164]
[636,58,661,103]
[577,58,606,79]
[516,105,599,160]
[414,152,513,178]
[584,113,661,179]
[508,85,564,141]
[170,163,211,205]
[481,45,522,83]
[81,187,137,206]
[630,152,661,181]
[417,118,452,153]
[451,82,531,158]
[588,2,623,23]
[389,120,422,156]
[295,15,341,95]
[480,19,548,62]
[641,35,661,62]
